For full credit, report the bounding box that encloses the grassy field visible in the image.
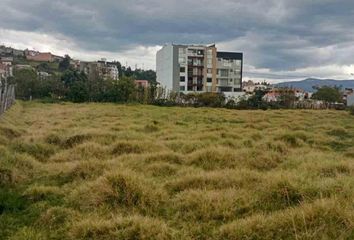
[1,102,354,239]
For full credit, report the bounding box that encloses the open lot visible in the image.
[1,102,354,239]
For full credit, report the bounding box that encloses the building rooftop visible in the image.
[217,52,243,59]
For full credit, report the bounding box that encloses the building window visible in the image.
[207,68,212,74]
[180,86,185,91]
[180,67,185,73]
[207,78,212,83]
[187,86,193,91]
[218,69,228,77]
[179,57,186,64]
[180,76,185,82]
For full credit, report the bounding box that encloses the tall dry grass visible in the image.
[0,101,353,239]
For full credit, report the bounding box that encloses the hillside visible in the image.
[1,102,354,239]
[276,78,354,92]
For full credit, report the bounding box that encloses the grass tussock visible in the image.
[0,126,21,140]
[70,170,167,213]
[166,169,261,193]
[188,147,239,170]
[172,189,252,222]
[219,199,354,240]
[1,102,354,239]
[70,215,177,240]
[11,142,56,162]
[23,185,63,203]
[111,141,147,155]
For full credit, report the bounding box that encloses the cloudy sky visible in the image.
[1,0,354,82]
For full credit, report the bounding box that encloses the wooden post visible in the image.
[0,81,16,116]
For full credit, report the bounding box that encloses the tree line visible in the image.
[9,54,157,103]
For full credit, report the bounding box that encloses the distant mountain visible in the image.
[275,78,354,92]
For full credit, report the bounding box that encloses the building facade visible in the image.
[135,80,149,88]
[156,44,243,95]
[25,50,54,62]
[80,60,119,81]
[348,94,354,107]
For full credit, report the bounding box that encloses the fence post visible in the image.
[0,82,16,116]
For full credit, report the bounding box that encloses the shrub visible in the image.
[348,106,354,115]
[194,93,225,108]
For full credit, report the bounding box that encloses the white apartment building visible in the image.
[156,44,243,96]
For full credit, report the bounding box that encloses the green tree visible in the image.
[246,90,268,109]
[12,68,38,100]
[36,63,51,73]
[61,70,89,102]
[59,55,71,71]
[312,86,342,103]
[117,77,136,102]
[278,88,297,108]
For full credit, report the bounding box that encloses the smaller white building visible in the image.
[348,94,354,106]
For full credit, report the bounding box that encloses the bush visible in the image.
[194,93,225,107]
[349,106,354,115]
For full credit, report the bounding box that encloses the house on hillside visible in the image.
[12,49,24,57]
[262,88,310,102]
[135,80,149,88]
[0,46,13,56]
[26,52,54,62]
[97,60,119,81]
[80,60,119,81]
[243,80,269,93]
[0,63,13,80]
[0,56,14,65]
[15,64,33,70]
[38,71,51,80]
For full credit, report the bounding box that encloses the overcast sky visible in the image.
[1,0,354,82]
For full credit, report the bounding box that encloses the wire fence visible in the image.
[0,83,15,116]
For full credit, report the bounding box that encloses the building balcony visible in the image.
[188,64,204,68]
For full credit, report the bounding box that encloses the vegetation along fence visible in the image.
[0,83,16,115]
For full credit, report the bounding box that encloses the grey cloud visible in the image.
[1,0,354,73]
